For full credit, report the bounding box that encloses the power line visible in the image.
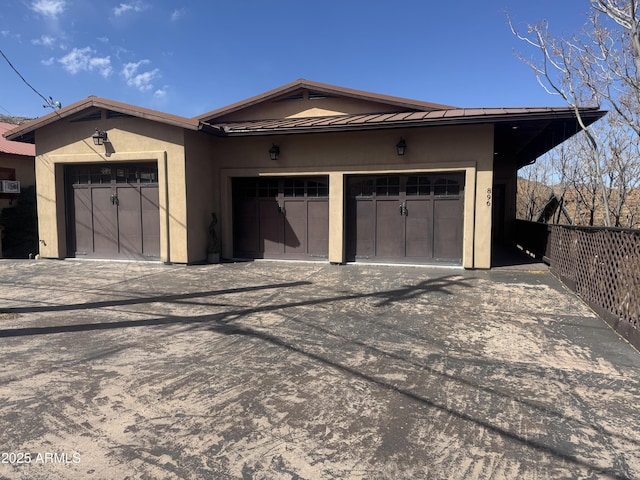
[0,102,14,116]
[0,48,61,110]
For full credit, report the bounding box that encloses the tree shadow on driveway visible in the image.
[5,281,312,314]
[0,275,470,337]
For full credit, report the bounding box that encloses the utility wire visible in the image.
[0,102,14,116]
[0,48,61,110]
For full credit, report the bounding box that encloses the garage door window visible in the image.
[307,180,328,197]
[376,176,400,196]
[284,179,305,197]
[434,177,461,196]
[406,175,431,196]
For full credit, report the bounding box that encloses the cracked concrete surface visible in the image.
[0,259,639,479]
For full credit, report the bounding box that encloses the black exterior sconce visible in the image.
[92,129,108,146]
[269,144,280,161]
[396,137,407,156]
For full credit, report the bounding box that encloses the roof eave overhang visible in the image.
[4,98,204,144]
[492,109,607,168]
[215,109,606,137]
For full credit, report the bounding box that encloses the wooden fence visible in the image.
[515,220,640,351]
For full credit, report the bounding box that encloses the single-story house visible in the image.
[4,79,604,268]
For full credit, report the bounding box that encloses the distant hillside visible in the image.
[0,115,33,125]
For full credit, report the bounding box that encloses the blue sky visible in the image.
[1,1,593,119]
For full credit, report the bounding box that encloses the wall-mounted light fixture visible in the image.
[396,137,407,156]
[269,144,280,161]
[92,129,108,146]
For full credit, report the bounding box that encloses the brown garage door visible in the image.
[66,164,160,260]
[347,173,464,264]
[233,177,329,260]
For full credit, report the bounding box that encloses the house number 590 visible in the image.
[486,188,492,207]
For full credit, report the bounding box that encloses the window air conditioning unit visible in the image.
[0,180,20,194]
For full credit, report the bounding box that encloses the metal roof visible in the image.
[211,107,603,135]
[209,106,606,167]
[0,122,35,156]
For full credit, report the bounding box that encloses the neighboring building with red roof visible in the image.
[0,121,35,205]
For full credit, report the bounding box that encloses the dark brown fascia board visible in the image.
[195,79,457,122]
[5,96,204,143]
[215,107,606,136]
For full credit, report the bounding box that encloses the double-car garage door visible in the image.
[233,173,464,264]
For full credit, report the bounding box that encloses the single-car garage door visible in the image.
[233,177,329,260]
[346,173,464,264]
[66,163,160,260]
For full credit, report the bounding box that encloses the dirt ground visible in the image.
[0,259,639,479]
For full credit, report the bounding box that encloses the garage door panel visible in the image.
[92,188,118,255]
[283,200,305,254]
[73,188,93,255]
[116,187,143,258]
[260,199,284,255]
[375,199,405,258]
[354,200,374,258]
[234,198,259,254]
[307,201,329,256]
[405,199,432,258]
[433,198,463,260]
[141,186,160,257]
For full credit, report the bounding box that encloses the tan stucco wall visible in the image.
[215,124,494,268]
[474,162,494,269]
[184,130,216,263]
[33,112,190,263]
[217,96,407,122]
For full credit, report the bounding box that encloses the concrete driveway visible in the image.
[0,259,639,480]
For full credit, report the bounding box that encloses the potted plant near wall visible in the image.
[207,212,221,264]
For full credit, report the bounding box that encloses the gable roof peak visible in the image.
[4,96,201,144]
[196,79,457,123]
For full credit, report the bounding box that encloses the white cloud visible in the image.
[42,57,55,66]
[2,30,21,40]
[89,57,113,77]
[32,34,56,47]
[122,60,159,92]
[97,36,109,44]
[171,8,185,21]
[59,47,112,77]
[30,0,66,19]
[154,86,168,99]
[114,1,147,16]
